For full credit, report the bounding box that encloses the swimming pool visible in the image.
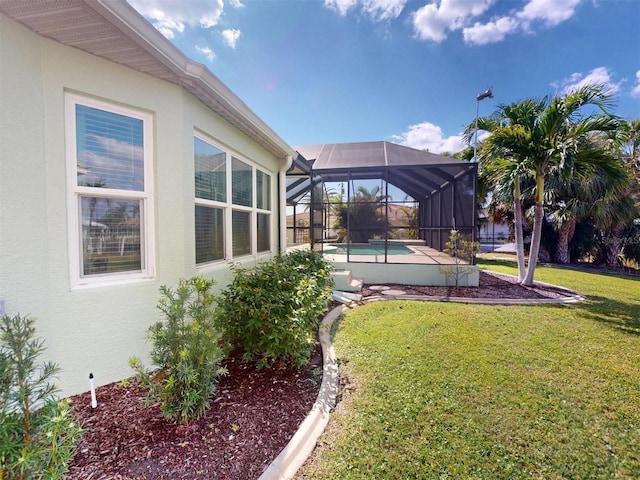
[326,243,414,255]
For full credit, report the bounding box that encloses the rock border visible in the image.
[258,304,346,480]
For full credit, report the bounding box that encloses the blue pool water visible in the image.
[328,244,414,255]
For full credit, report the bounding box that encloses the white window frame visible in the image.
[65,93,155,288]
[194,131,274,268]
[194,132,228,264]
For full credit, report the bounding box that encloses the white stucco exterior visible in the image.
[0,12,291,397]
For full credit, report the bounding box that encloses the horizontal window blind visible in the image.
[232,157,252,207]
[257,213,270,253]
[194,137,226,202]
[256,170,271,211]
[76,104,144,191]
[195,205,225,264]
[232,210,251,256]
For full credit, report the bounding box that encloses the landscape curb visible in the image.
[258,304,346,480]
[259,279,584,479]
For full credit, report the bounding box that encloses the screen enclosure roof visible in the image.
[287,141,476,204]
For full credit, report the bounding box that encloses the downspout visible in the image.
[278,155,294,254]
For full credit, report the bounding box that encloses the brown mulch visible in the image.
[66,347,323,480]
[361,270,576,300]
[65,270,575,480]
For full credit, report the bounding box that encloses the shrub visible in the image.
[130,276,227,424]
[218,250,333,369]
[439,230,480,288]
[0,313,82,480]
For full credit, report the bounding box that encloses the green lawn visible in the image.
[298,260,640,479]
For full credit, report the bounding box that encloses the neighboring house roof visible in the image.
[0,0,295,161]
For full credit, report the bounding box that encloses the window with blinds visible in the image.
[194,133,274,265]
[232,157,252,207]
[67,94,154,286]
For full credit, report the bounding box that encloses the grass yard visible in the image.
[298,260,640,479]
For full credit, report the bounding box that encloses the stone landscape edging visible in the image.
[258,303,346,480]
[259,278,585,479]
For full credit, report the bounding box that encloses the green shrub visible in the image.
[0,313,82,480]
[218,250,333,369]
[130,276,227,424]
[439,229,481,288]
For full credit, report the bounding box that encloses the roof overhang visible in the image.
[0,0,296,161]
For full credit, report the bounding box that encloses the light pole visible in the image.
[474,87,493,162]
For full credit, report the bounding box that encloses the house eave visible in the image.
[0,0,295,161]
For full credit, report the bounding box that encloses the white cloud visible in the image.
[228,0,244,7]
[410,0,583,45]
[196,45,216,63]
[463,16,518,45]
[391,121,465,154]
[517,0,581,28]
[411,0,494,42]
[222,29,242,48]
[363,0,407,21]
[554,67,622,96]
[128,0,224,38]
[324,0,406,20]
[631,71,640,98]
[324,0,358,16]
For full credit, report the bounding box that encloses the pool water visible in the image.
[328,244,414,255]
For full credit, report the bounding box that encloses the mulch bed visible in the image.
[361,270,575,300]
[66,270,576,479]
[66,346,323,480]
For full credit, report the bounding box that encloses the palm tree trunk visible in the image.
[513,179,527,282]
[605,223,625,267]
[554,218,576,264]
[523,175,545,286]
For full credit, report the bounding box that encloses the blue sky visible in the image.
[128,0,640,154]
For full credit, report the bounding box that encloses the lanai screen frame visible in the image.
[286,141,478,263]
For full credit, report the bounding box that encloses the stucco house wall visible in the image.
[0,12,291,397]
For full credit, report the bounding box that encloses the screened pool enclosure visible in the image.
[286,142,479,285]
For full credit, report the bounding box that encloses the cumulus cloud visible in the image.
[516,0,581,29]
[553,67,622,96]
[129,0,224,38]
[407,0,584,45]
[463,16,518,45]
[391,121,465,154]
[196,45,216,62]
[631,71,640,98]
[324,0,406,20]
[412,0,494,42]
[222,29,242,48]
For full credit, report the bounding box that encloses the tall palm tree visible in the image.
[472,98,546,282]
[473,85,622,285]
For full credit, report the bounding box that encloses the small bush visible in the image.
[130,276,227,424]
[439,229,480,288]
[0,313,82,480]
[217,250,333,369]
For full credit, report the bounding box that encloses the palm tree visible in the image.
[472,98,546,282]
[334,185,389,243]
[546,140,628,264]
[473,85,622,285]
[589,121,640,266]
